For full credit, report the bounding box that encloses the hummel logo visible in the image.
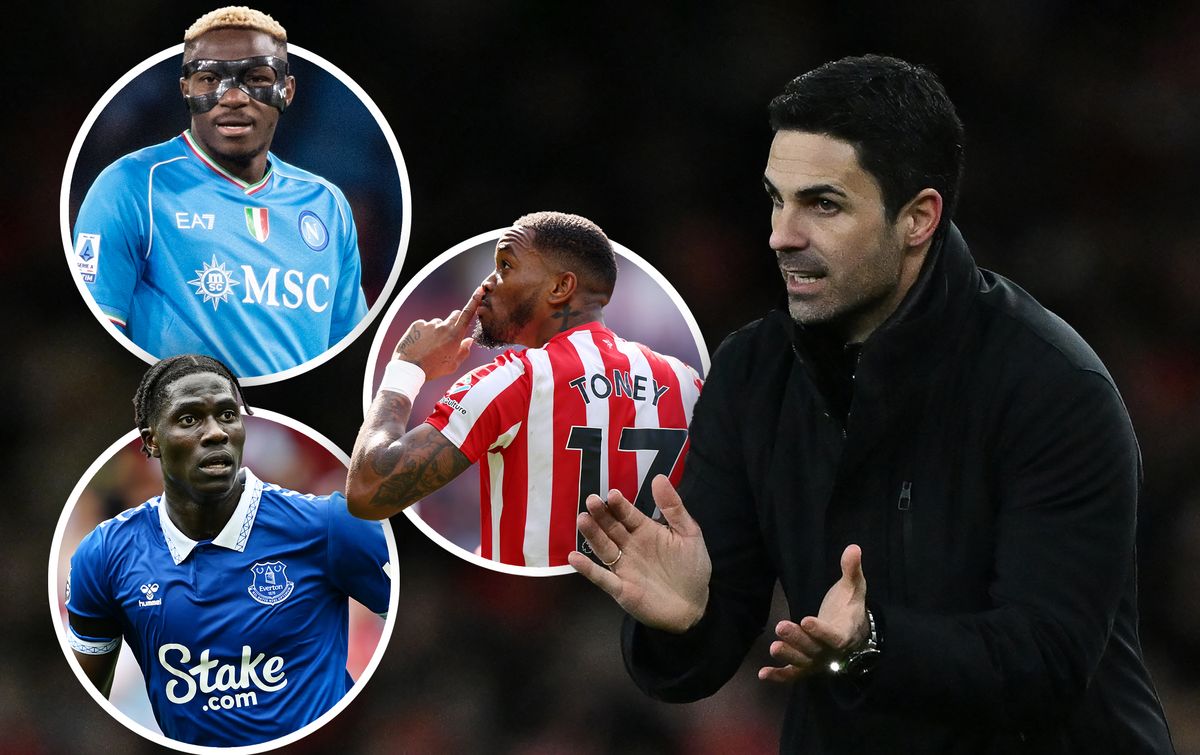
[139,582,163,607]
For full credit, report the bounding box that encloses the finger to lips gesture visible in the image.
[394,286,483,380]
[568,475,712,634]
[759,544,869,683]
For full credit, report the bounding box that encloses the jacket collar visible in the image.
[873,223,977,349]
[785,223,980,467]
[789,222,979,370]
[157,468,265,565]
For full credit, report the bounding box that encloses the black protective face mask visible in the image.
[181,55,289,113]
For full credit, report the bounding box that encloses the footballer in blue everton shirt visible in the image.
[65,354,391,747]
[72,7,367,379]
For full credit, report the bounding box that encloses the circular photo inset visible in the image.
[360,220,709,576]
[61,26,410,385]
[49,406,398,753]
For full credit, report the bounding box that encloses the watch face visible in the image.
[844,647,882,677]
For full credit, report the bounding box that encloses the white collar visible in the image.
[157,468,264,565]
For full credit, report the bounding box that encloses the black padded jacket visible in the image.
[622,225,1174,754]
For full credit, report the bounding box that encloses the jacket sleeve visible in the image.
[621,329,777,702]
[856,366,1140,731]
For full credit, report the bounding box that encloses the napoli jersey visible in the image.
[66,469,391,747]
[425,322,703,567]
[72,130,369,378]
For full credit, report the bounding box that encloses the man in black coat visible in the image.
[569,55,1175,753]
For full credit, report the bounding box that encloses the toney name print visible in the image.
[425,321,703,567]
[568,369,671,406]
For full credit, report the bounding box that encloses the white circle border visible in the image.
[362,228,711,578]
[46,407,402,755]
[59,43,413,387]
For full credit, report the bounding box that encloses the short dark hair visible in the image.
[513,211,618,298]
[769,55,965,229]
[133,354,251,456]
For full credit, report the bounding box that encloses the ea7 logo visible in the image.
[176,212,215,230]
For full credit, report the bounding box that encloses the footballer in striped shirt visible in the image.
[348,212,702,568]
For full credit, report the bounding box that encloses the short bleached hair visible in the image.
[184,6,287,47]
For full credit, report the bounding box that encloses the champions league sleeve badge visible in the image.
[248,561,295,606]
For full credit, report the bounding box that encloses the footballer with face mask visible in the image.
[71,6,368,379]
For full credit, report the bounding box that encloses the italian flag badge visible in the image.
[244,207,270,242]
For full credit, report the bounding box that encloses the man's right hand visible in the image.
[393,286,483,380]
[568,475,711,634]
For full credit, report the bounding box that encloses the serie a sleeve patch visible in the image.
[75,233,101,283]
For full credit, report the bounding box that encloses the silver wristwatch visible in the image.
[826,608,881,677]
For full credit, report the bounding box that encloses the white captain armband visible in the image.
[378,360,426,402]
[68,630,121,655]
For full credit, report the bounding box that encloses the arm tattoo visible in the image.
[352,386,470,515]
[365,392,415,477]
[370,431,471,511]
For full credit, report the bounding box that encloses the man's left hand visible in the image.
[759,544,869,683]
[392,286,482,380]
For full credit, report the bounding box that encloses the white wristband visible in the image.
[378,360,426,402]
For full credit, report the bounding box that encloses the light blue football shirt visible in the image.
[66,469,391,747]
[73,131,368,378]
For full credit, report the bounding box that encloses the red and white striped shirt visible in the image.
[425,321,703,568]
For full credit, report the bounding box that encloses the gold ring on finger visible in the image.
[601,549,623,568]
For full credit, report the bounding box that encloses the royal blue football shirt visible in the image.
[66,469,391,747]
[72,130,368,378]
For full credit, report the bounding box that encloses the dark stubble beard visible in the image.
[473,289,539,349]
[787,225,906,338]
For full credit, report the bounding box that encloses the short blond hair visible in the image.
[183,6,287,46]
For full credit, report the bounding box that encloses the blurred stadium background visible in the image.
[4,1,1198,752]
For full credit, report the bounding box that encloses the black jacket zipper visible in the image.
[898,481,914,601]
